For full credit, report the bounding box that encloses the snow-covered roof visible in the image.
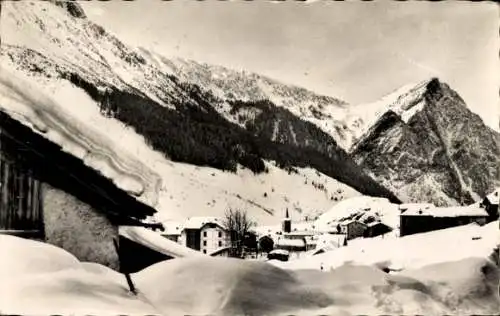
[316,196,400,229]
[399,203,434,211]
[269,249,290,256]
[0,67,162,210]
[284,231,315,237]
[276,238,306,248]
[183,217,223,230]
[365,221,390,228]
[401,205,488,218]
[118,226,202,258]
[161,221,183,235]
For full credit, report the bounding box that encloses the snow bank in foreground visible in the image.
[1,233,498,315]
[273,221,499,272]
[0,234,81,275]
[133,257,334,316]
[0,234,157,315]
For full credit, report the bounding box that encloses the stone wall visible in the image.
[42,184,119,270]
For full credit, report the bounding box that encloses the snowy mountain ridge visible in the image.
[1,0,402,224]
[1,0,497,214]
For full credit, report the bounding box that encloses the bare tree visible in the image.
[222,208,255,258]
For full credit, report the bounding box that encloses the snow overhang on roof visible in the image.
[401,205,488,218]
[0,67,162,211]
[183,217,222,230]
[276,238,306,248]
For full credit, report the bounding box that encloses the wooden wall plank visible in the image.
[0,156,5,229]
[3,162,10,230]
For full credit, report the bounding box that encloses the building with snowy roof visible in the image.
[160,220,183,242]
[179,216,231,255]
[399,204,488,237]
[340,220,368,240]
[0,70,167,271]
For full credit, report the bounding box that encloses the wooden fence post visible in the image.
[113,238,137,295]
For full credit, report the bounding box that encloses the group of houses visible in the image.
[255,208,394,260]
[257,190,500,261]
[399,191,498,237]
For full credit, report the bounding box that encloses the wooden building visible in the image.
[399,204,488,237]
[0,110,163,271]
[340,220,368,240]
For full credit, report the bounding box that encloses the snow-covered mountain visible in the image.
[138,49,499,208]
[350,78,500,206]
[138,53,355,148]
[0,1,402,224]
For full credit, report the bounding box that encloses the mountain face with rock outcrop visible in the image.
[350,78,500,206]
[0,0,402,224]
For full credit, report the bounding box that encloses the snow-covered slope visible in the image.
[142,54,355,148]
[157,50,499,208]
[1,0,404,223]
[350,78,500,206]
[0,61,360,225]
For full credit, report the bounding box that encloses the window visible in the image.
[203,231,207,237]
[0,146,44,237]
[218,241,222,247]
[218,231,222,238]
[203,240,207,246]
[203,249,206,254]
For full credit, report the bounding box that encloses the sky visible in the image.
[81,0,499,130]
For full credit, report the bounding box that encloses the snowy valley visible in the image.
[0,1,499,315]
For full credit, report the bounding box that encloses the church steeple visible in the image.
[282,208,291,233]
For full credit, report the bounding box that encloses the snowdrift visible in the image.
[0,232,498,315]
[274,221,499,272]
[0,234,158,315]
[133,257,334,316]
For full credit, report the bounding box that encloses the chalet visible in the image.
[399,204,488,237]
[340,220,368,240]
[179,217,231,254]
[0,108,165,271]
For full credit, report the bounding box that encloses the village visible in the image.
[0,68,498,277]
[155,191,500,264]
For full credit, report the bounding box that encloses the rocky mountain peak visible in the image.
[351,78,500,206]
